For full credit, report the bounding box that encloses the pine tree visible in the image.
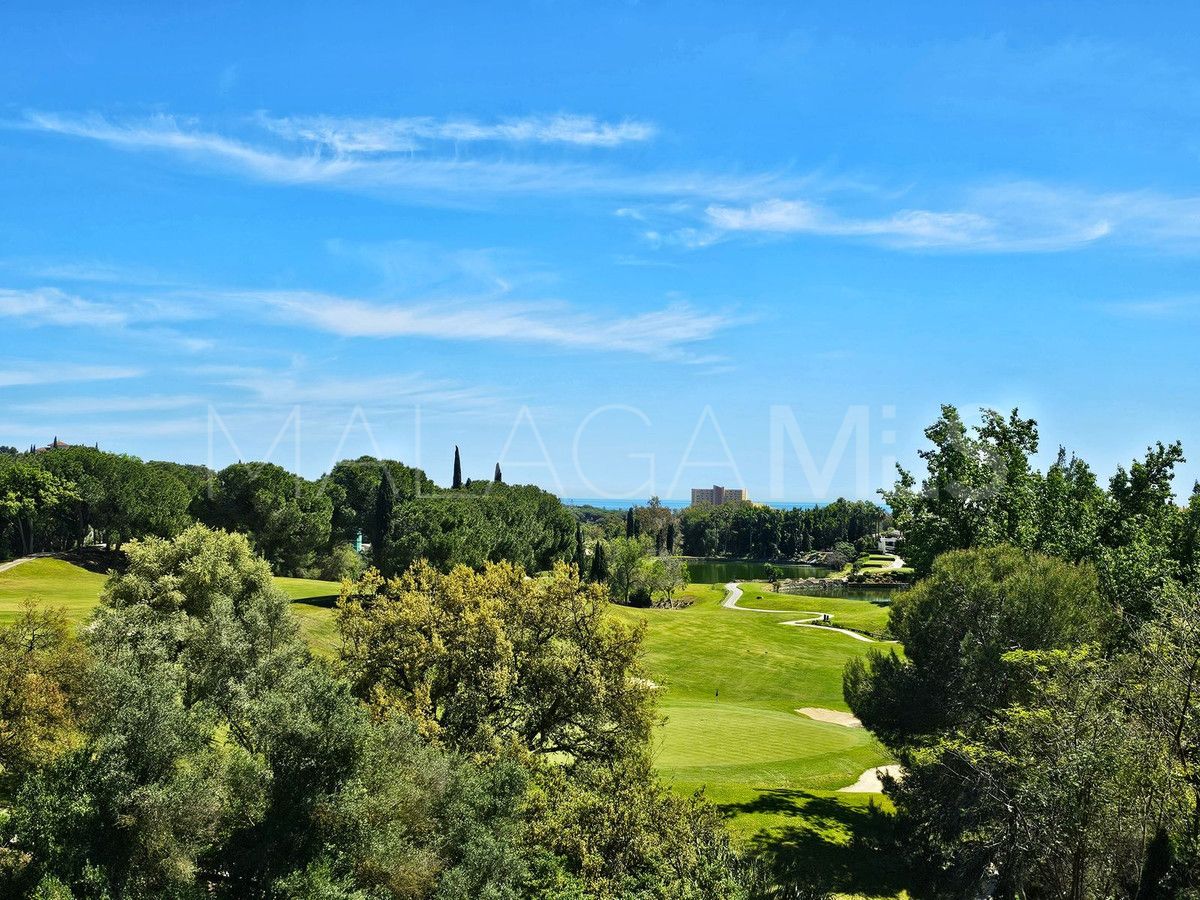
[494,462,503,484]
[574,523,586,574]
[372,472,394,571]
[589,540,609,582]
[452,445,463,489]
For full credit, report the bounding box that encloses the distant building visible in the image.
[34,436,73,453]
[690,485,748,507]
[877,529,902,554]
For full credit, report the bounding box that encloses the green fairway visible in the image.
[734,581,895,636]
[275,575,343,654]
[612,581,911,897]
[0,558,109,625]
[0,557,342,653]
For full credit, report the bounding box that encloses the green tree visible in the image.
[892,648,1164,898]
[845,546,1112,744]
[0,461,77,556]
[452,446,463,490]
[199,462,333,576]
[0,605,90,790]
[338,561,654,761]
[589,539,609,583]
[574,522,585,575]
[607,536,648,606]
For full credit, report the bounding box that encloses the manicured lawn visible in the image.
[276,575,343,655]
[0,558,109,625]
[0,558,342,654]
[611,582,912,897]
[735,581,894,635]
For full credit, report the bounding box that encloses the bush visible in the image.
[317,543,366,582]
[629,585,653,608]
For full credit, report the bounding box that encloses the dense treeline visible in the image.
[846,405,1200,897]
[0,526,755,898]
[0,448,575,579]
[677,497,888,559]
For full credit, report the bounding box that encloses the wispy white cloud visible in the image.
[13,394,204,415]
[0,364,143,388]
[0,287,129,327]
[218,368,501,413]
[14,110,794,203]
[1102,297,1200,319]
[234,290,735,363]
[688,180,1200,252]
[260,113,656,152]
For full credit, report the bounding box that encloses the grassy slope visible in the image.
[612,582,911,898]
[0,558,342,654]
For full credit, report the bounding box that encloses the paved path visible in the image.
[722,581,891,644]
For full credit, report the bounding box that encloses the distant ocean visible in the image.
[560,497,821,511]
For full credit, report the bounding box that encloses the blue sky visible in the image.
[2,1,1198,500]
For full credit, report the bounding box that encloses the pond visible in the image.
[684,558,830,584]
[781,583,904,603]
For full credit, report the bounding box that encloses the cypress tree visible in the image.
[372,472,394,572]
[494,462,503,484]
[574,523,585,574]
[626,507,635,538]
[589,540,609,582]
[666,521,676,555]
[654,529,664,556]
[452,445,463,489]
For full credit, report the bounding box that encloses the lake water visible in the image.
[685,558,831,583]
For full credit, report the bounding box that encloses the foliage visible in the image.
[845,546,1111,746]
[0,461,78,557]
[606,536,649,606]
[379,484,574,577]
[0,605,89,788]
[338,561,654,761]
[677,498,887,560]
[198,462,334,576]
[892,648,1166,897]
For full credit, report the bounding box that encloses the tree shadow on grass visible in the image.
[719,788,919,898]
[289,594,339,610]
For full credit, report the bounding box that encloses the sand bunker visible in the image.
[794,707,862,727]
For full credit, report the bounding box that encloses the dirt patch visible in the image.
[794,707,862,727]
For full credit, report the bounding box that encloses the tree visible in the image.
[198,462,333,576]
[666,521,676,555]
[607,536,648,606]
[626,507,636,538]
[372,467,394,568]
[763,563,783,591]
[0,461,76,556]
[338,561,654,761]
[882,406,1041,576]
[845,546,1112,745]
[646,556,690,605]
[589,539,609,583]
[0,605,90,789]
[452,445,463,490]
[574,522,585,575]
[494,462,503,484]
[891,648,1164,898]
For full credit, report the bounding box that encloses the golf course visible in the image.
[0,554,910,898]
